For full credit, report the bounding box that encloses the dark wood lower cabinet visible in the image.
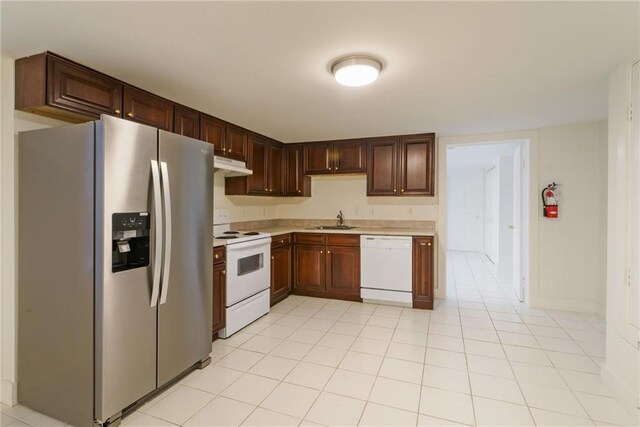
[293,233,361,301]
[271,243,292,306]
[325,246,360,296]
[212,248,226,338]
[412,236,434,309]
[293,245,326,293]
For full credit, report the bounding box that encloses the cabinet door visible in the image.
[294,245,325,292]
[268,141,285,196]
[367,137,399,196]
[173,105,199,139]
[212,262,226,335]
[271,245,292,305]
[335,139,367,174]
[285,145,311,196]
[200,114,226,156]
[399,134,435,196]
[47,55,123,119]
[247,134,268,195]
[226,124,248,161]
[123,86,174,131]
[412,237,434,309]
[325,246,360,297]
[304,142,333,175]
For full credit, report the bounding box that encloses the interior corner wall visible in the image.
[533,121,608,313]
[1,56,69,405]
[213,173,281,222]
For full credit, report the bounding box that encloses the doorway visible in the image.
[446,141,528,302]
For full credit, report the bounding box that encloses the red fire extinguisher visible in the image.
[542,182,559,218]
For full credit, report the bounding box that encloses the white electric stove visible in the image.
[213,209,271,338]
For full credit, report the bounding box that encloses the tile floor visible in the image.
[2,251,636,427]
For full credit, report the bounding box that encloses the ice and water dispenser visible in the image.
[112,212,150,272]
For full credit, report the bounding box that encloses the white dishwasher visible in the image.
[360,235,413,305]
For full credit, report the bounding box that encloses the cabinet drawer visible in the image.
[294,233,326,245]
[213,246,226,264]
[271,233,292,248]
[326,234,360,246]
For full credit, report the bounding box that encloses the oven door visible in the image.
[225,237,272,306]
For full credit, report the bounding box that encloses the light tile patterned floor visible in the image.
[2,251,636,426]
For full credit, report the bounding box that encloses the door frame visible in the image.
[437,132,537,305]
[483,164,499,264]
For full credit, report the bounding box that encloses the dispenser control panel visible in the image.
[112,212,150,273]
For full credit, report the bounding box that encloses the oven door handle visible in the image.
[225,237,272,252]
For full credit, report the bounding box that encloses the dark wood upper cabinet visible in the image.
[200,114,226,156]
[303,142,333,175]
[16,52,123,122]
[268,141,284,196]
[399,134,435,196]
[226,124,248,161]
[367,137,399,196]
[173,105,199,139]
[334,140,367,174]
[303,140,366,175]
[412,236,434,309]
[367,134,435,197]
[247,133,268,195]
[285,144,311,197]
[123,86,173,131]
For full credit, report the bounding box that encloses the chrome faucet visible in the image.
[337,210,345,227]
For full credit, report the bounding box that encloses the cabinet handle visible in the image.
[401,189,405,193]
[394,188,397,192]
[297,190,301,194]
[321,250,324,254]
[126,112,134,118]
[114,109,121,114]
[214,254,219,259]
[280,240,284,244]
[327,250,331,254]
[222,270,226,275]
[420,242,432,247]
[428,242,431,246]
[327,167,331,170]
[271,256,274,260]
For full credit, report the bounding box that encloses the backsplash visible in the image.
[231,218,436,231]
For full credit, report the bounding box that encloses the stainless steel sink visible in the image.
[306,225,358,230]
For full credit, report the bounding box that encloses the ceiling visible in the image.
[1,2,638,142]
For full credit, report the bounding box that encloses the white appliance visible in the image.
[213,209,271,338]
[360,235,413,305]
[214,156,252,177]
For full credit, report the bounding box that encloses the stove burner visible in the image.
[243,231,260,236]
[223,231,240,234]
[216,235,238,240]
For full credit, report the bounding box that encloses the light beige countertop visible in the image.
[254,226,436,237]
[213,240,226,247]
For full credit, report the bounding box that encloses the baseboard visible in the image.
[1,379,17,406]
[601,362,640,423]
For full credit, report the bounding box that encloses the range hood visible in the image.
[214,156,252,177]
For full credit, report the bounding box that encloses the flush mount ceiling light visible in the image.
[331,55,383,87]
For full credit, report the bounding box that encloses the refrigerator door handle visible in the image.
[159,161,172,305]
[150,160,163,307]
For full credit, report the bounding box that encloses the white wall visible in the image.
[497,154,515,285]
[1,57,69,404]
[601,61,639,422]
[438,120,608,314]
[446,167,484,251]
[536,121,608,312]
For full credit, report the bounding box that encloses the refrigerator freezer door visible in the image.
[95,117,159,422]
[157,131,213,386]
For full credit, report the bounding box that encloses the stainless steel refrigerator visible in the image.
[18,116,213,427]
